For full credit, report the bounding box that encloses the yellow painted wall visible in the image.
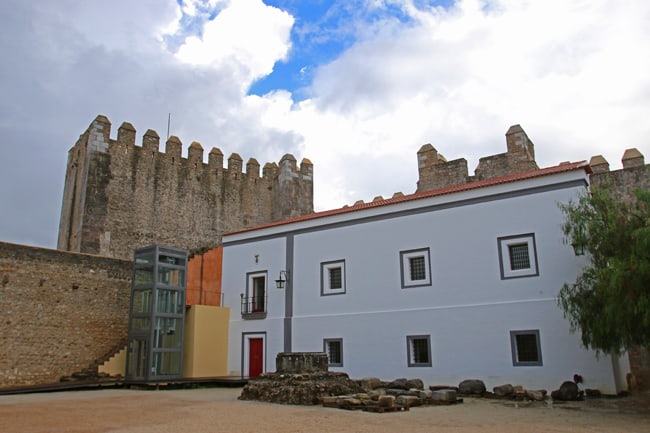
[98,347,126,377]
[183,305,230,378]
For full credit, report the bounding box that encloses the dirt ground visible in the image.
[1,387,649,433]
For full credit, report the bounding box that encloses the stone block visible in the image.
[276,352,328,374]
[493,384,515,397]
[359,376,382,391]
[342,398,362,406]
[406,378,424,390]
[458,379,486,395]
[368,389,386,400]
[551,381,580,401]
[387,378,408,389]
[431,389,458,402]
[525,390,547,401]
[322,396,338,407]
[397,395,422,407]
[378,395,396,407]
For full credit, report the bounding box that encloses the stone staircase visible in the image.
[60,337,128,382]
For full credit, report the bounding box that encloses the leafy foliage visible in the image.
[559,187,650,354]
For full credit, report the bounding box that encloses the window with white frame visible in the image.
[400,248,432,288]
[510,330,542,366]
[407,335,432,367]
[323,338,343,367]
[497,234,539,279]
[321,260,346,295]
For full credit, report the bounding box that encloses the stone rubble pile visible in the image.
[238,371,363,405]
[459,379,548,401]
[323,378,460,412]
[457,378,591,402]
[322,377,596,411]
[239,352,364,405]
[239,353,595,410]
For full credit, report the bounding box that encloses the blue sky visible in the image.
[248,0,438,98]
[0,0,649,248]
[169,0,457,98]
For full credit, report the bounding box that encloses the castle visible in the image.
[1,117,648,389]
[57,115,314,260]
[56,117,649,262]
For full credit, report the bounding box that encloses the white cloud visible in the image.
[32,0,182,54]
[175,0,294,87]
[262,0,650,209]
[1,0,649,247]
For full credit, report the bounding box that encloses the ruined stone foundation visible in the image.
[238,353,362,405]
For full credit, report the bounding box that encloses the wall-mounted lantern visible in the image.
[571,241,585,256]
[275,270,289,289]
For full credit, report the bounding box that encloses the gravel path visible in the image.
[1,387,649,433]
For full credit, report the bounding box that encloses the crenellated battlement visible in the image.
[414,125,649,206]
[58,115,314,260]
[589,148,646,174]
[79,115,311,179]
[416,124,539,193]
[589,148,649,203]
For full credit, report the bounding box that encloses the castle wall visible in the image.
[0,242,132,388]
[474,151,539,181]
[58,116,313,260]
[272,154,314,220]
[416,144,470,191]
[590,153,650,202]
[416,124,538,192]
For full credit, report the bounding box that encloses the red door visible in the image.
[249,338,263,377]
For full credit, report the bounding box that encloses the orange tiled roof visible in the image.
[225,161,591,236]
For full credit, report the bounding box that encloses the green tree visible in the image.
[559,186,650,354]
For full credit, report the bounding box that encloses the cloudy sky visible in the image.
[1,0,649,249]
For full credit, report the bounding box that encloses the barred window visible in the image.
[329,267,342,290]
[498,234,539,279]
[321,260,346,295]
[508,244,530,270]
[324,339,343,366]
[409,256,426,281]
[407,335,432,367]
[400,248,432,288]
[510,330,542,366]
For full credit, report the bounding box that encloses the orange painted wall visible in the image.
[186,247,223,306]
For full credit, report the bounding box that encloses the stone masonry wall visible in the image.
[58,116,314,260]
[416,124,538,192]
[0,242,132,388]
[590,150,650,202]
[474,124,538,181]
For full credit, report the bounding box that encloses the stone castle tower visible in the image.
[57,115,313,260]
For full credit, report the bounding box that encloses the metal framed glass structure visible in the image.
[126,245,187,381]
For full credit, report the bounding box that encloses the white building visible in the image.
[221,161,629,394]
